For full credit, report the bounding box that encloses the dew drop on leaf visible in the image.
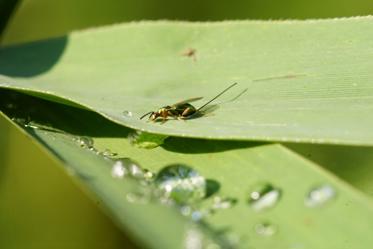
[248,183,281,211]
[111,158,145,179]
[305,184,336,208]
[211,196,237,210]
[155,164,206,204]
[74,136,94,149]
[111,160,128,178]
[254,222,277,237]
[122,110,133,117]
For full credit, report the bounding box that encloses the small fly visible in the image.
[140,82,237,122]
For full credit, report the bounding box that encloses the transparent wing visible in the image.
[172,97,203,106]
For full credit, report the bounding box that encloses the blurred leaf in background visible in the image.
[2,0,373,45]
[0,0,18,35]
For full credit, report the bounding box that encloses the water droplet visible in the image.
[305,184,336,208]
[97,149,118,158]
[211,196,237,210]
[111,158,145,179]
[248,183,281,211]
[128,130,167,149]
[122,110,133,117]
[74,136,94,149]
[111,160,128,178]
[143,169,155,181]
[254,222,277,237]
[155,164,206,204]
[11,117,28,126]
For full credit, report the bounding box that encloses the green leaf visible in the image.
[0,111,137,249]
[1,17,373,145]
[2,90,373,248]
[286,143,373,197]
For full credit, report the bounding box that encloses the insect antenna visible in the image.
[140,111,153,120]
[196,82,237,112]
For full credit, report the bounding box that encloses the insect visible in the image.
[140,82,237,122]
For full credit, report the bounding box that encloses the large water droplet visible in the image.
[128,130,167,149]
[155,164,206,204]
[305,184,336,208]
[248,183,281,211]
[254,222,277,237]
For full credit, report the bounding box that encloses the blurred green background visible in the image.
[1,0,373,248]
[2,0,373,44]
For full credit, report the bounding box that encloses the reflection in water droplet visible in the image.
[155,164,206,204]
[305,184,336,208]
[254,222,277,237]
[248,183,281,211]
[128,162,145,179]
[128,130,167,149]
[111,160,128,178]
[123,110,133,117]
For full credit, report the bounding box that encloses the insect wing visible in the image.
[171,97,203,107]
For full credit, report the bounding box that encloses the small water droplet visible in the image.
[128,130,167,149]
[111,161,128,178]
[248,183,281,211]
[143,169,155,181]
[155,164,206,204]
[97,149,118,158]
[305,184,336,208]
[254,222,277,237]
[74,136,94,149]
[211,196,237,210]
[123,110,133,117]
[11,117,28,125]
